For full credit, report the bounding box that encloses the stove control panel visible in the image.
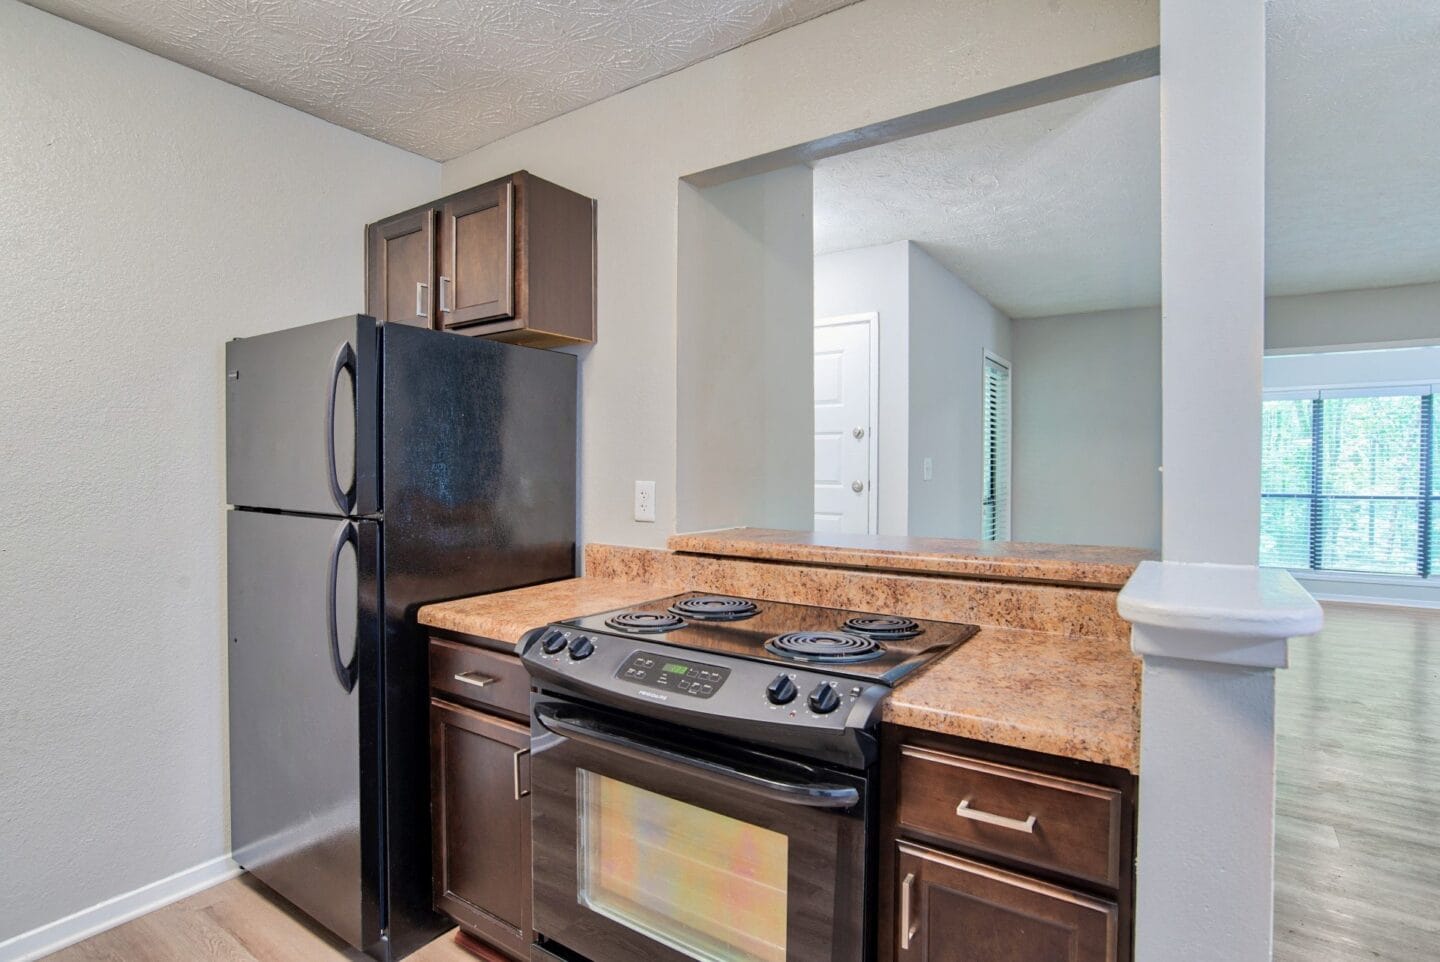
[616,652,731,699]
[520,623,890,765]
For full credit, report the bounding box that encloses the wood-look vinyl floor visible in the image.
[1274,602,1440,961]
[42,875,472,962]
[43,601,1440,960]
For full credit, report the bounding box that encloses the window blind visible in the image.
[1261,388,1438,576]
[982,356,1011,542]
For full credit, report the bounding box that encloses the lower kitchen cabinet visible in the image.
[879,726,1136,962]
[430,696,532,960]
[895,841,1117,962]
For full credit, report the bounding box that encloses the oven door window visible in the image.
[577,770,788,962]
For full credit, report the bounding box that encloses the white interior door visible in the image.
[814,315,877,533]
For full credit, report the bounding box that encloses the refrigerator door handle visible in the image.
[327,521,359,693]
[325,341,358,516]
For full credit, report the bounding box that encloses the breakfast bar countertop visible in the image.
[418,576,1141,773]
[668,527,1155,589]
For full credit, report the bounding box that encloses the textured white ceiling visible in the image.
[1266,0,1440,298]
[813,79,1161,320]
[816,0,1440,318]
[21,0,859,161]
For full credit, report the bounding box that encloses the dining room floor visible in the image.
[1273,601,1440,961]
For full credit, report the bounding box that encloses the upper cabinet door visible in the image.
[366,208,435,327]
[440,180,515,328]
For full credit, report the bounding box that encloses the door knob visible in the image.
[853,426,865,440]
[852,481,864,493]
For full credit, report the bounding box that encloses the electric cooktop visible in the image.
[555,591,978,685]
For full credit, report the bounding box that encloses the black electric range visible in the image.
[519,591,977,769]
[519,593,977,962]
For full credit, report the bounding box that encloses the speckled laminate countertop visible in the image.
[883,625,1139,771]
[417,577,1140,773]
[418,577,683,643]
[668,527,1153,589]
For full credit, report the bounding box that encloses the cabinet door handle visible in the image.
[415,281,428,318]
[452,671,497,690]
[439,275,452,314]
[900,871,918,951]
[955,798,1038,834]
[512,747,530,800]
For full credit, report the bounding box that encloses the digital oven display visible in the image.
[616,652,731,699]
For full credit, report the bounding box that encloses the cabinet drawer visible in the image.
[895,841,1117,962]
[897,744,1123,888]
[429,638,530,719]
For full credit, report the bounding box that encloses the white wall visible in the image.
[1267,281,1440,353]
[1009,285,1440,552]
[0,0,439,947]
[1011,306,1162,549]
[437,0,1160,549]
[676,167,814,532]
[908,245,1012,539]
[814,242,912,534]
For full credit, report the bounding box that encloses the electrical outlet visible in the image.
[634,481,656,523]
[923,458,933,481]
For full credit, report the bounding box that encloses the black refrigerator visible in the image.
[224,315,576,960]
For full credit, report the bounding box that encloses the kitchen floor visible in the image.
[1274,601,1440,961]
[42,876,469,962]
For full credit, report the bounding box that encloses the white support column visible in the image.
[1122,564,1320,962]
[1161,0,1266,565]
[1133,2,1325,960]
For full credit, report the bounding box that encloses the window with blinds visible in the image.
[1261,386,1437,576]
[982,355,1011,541]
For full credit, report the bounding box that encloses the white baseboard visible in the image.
[0,855,240,962]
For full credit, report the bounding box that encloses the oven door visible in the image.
[530,695,871,962]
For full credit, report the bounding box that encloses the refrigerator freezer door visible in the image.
[228,509,383,952]
[378,322,577,604]
[226,315,379,516]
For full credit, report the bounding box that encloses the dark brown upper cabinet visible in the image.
[366,172,595,349]
[366,207,435,328]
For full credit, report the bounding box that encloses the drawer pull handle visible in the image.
[453,671,498,689]
[900,871,918,951]
[955,798,1038,834]
[513,747,530,800]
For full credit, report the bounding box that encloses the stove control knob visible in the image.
[540,631,568,655]
[766,675,798,705]
[808,682,842,715]
[568,635,595,660]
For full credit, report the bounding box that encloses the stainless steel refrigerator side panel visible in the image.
[226,315,379,517]
[375,323,578,958]
[227,509,382,949]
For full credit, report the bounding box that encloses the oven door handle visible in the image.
[534,704,861,810]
